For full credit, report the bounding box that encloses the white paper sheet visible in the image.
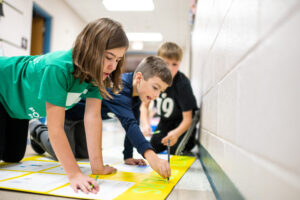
[43,164,92,175]
[0,173,69,192]
[0,170,27,181]
[0,161,59,172]
[156,153,173,160]
[50,179,135,200]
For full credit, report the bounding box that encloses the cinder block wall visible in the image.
[191,0,300,199]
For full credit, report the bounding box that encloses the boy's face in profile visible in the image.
[162,57,181,78]
[137,74,169,103]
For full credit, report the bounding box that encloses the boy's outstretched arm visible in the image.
[84,98,117,175]
[140,102,152,136]
[161,110,193,146]
[102,95,170,178]
[144,149,171,179]
[46,102,99,194]
[112,108,171,177]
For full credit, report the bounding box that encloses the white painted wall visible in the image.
[0,0,33,56]
[181,35,191,78]
[0,0,85,57]
[191,0,300,199]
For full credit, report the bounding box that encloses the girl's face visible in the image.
[161,57,181,78]
[103,47,127,80]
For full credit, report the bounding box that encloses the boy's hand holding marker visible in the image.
[162,131,179,146]
[145,149,171,179]
[147,129,171,182]
[141,125,153,136]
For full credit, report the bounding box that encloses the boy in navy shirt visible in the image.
[30,56,173,178]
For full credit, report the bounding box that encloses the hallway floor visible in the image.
[0,119,215,200]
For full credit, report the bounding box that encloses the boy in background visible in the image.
[140,42,198,154]
[30,56,172,178]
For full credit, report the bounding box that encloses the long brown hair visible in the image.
[72,18,129,99]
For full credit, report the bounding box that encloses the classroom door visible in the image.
[30,3,51,56]
[30,16,44,55]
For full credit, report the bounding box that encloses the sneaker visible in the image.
[30,138,45,154]
[29,120,46,154]
[29,120,44,141]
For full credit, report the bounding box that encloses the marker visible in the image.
[90,175,99,189]
[167,139,170,182]
[152,130,161,134]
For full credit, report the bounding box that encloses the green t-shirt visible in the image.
[0,49,102,119]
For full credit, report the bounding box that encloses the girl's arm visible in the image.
[84,98,116,174]
[161,110,193,146]
[46,102,98,194]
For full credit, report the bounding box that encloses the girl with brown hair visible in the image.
[0,18,128,193]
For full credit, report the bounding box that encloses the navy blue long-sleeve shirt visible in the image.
[66,73,153,159]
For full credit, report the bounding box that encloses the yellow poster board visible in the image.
[0,155,195,200]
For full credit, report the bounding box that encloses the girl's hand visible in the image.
[125,158,147,166]
[69,172,99,194]
[161,131,179,146]
[92,165,117,175]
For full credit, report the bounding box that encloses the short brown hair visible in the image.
[157,42,183,61]
[72,18,129,99]
[133,56,172,86]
